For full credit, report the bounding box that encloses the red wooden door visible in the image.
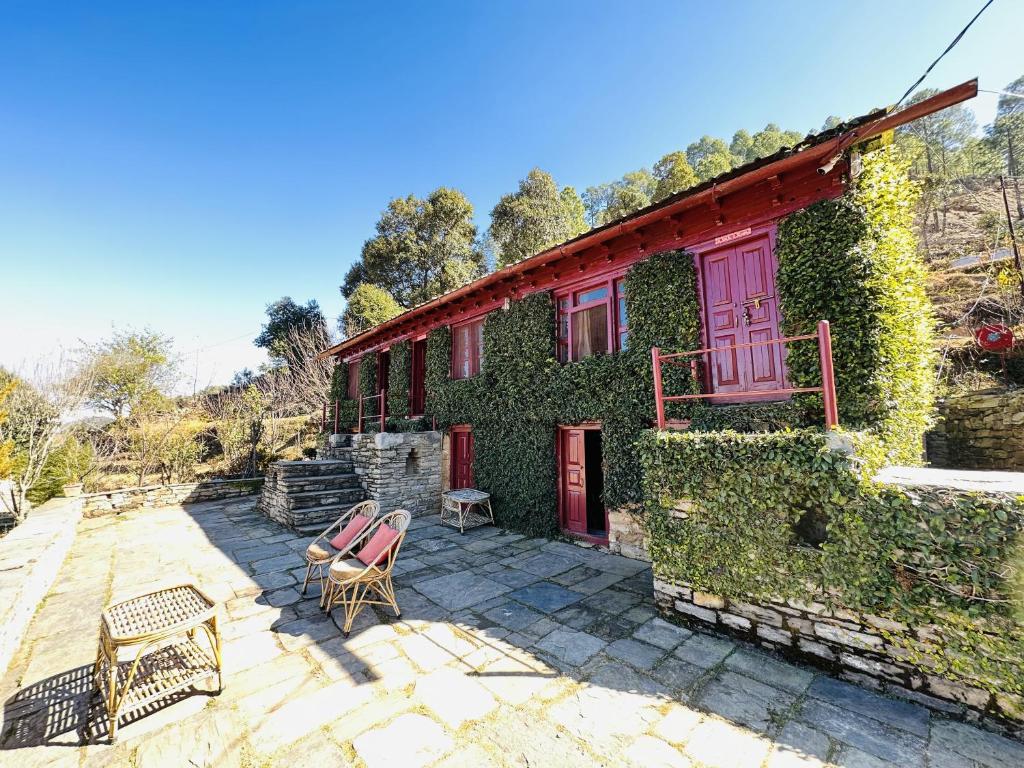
[701,236,785,396]
[560,429,587,535]
[450,428,474,489]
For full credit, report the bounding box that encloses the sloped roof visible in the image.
[322,79,978,360]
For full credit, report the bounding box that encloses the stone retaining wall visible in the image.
[607,508,649,561]
[82,477,264,517]
[927,388,1024,470]
[654,578,1022,733]
[351,431,442,516]
[0,497,82,676]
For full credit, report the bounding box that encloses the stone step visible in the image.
[284,487,366,510]
[272,459,353,478]
[288,501,369,529]
[293,520,333,536]
[274,472,359,491]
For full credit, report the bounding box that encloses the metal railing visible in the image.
[651,319,839,431]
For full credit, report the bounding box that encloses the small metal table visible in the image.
[441,488,494,533]
[93,583,223,741]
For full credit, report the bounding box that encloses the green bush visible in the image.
[776,144,934,463]
[640,428,1024,695]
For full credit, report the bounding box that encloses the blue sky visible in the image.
[1,1,1021,390]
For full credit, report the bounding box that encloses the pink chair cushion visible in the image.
[355,525,400,567]
[329,514,371,551]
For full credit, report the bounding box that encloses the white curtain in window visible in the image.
[572,304,608,360]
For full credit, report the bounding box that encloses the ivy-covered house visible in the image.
[321,81,974,547]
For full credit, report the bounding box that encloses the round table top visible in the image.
[443,488,490,503]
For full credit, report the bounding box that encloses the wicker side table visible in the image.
[93,583,223,741]
[440,489,494,534]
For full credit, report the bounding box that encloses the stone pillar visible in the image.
[351,431,443,517]
[607,507,650,561]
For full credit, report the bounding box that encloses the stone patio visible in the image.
[1,497,1021,768]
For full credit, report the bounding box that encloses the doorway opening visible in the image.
[583,431,605,535]
[558,425,607,541]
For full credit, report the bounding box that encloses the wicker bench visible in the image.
[93,583,222,740]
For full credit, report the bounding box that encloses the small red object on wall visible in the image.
[975,324,1015,352]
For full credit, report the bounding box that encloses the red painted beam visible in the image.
[324,80,977,361]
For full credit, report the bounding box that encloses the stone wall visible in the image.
[607,507,649,561]
[654,578,1022,733]
[927,388,1024,470]
[0,497,82,676]
[82,477,264,517]
[351,431,442,517]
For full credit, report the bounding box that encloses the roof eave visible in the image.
[320,78,978,360]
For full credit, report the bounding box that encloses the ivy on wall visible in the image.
[329,361,347,403]
[424,250,701,535]
[358,352,377,401]
[775,144,934,463]
[326,361,357,431]
[641,428,1024,696]
[387,340,411,418]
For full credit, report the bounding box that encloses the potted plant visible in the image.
[62,478,84,497]
[60,434,95,498]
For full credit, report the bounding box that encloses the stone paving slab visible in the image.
[413,571,512,611]
[1,497,1022,768]
[506,582,585,613]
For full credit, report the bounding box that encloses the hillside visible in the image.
[916,176,1024,392]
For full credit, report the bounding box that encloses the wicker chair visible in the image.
[324,509,411,636]
[302,500,380,602]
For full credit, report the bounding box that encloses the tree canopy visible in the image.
[583,169,658,227]
[340,282,403,337]
[686,135,734,182]
[989,76,1024,185]
[255,297,328,364]
[342,187,484,308]
[83,330,175,420]
[652,151,698,203]
[487,169,587,268]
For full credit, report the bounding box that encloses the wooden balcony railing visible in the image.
[651,319,839,431]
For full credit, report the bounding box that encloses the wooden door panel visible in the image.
[740,242,771,298]
[702,235,786,396]
[560,429,587,535]
[713,336,741,387]
[451,430,474,489]
[737,239,784,392]
[747,326,779,384]
[705,255,734,307]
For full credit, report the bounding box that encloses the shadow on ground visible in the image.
[2,496,1022,768]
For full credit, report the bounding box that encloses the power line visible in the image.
[177,330,261,356]
[979,88,1024,100]
[894,0,996,109]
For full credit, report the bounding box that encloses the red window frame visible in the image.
[555,275,628,362]
[451,317,485,380]
[347,359,361,400]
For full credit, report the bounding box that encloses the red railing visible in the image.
[651,319,839,431]
[321,391,391,434]
[357,390,386,434]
